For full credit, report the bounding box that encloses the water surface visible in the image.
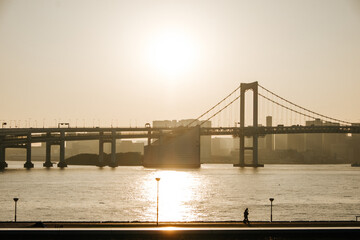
[1,162,359,222]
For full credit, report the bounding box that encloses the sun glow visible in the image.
[155,171,199,221]
[148,31,197,77]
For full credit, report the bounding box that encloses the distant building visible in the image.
[117,140,144,154]
[322,122,345,157]
[254,123,266,150]
[265,116,274,151]
[275,134,287,150]
[67,140,98,155]
[211,137,233,156]
[305,119,323,152]
[153,120,177,128]
[287,134,305,152]
[258,135,266,150]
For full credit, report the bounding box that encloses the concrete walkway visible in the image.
[1,221,360,228]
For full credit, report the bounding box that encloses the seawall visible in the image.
[1,221,360,240]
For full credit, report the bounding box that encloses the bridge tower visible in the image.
[236,81,261,167]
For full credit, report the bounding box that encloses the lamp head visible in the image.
[13,198,19,202]
[155,178,160,181]
[269,198,274,202]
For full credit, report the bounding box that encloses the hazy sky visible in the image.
[1,0,360,127]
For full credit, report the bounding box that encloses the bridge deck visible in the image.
[1,126,359,146]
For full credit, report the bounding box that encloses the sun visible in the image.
[148,31,197,77]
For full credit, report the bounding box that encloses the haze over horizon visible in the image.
[1,0,360,127]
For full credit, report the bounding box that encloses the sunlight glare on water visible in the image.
[152,171,201,221]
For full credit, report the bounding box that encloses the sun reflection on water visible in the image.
[146,170,201,222]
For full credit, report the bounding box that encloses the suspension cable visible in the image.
[186,86,241,127]
[258,84,351,125]
[200,95,241,126]
[259,93,325,123]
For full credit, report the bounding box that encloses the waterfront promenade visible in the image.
[1,221,360,240]
[1,221,360,228]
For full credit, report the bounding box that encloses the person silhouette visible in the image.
[243,208,249,224]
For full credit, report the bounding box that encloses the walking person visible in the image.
[243,208,249,224]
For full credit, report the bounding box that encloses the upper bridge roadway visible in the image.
[201,125,360,136]
[0,127,163,146]
[1,125,360,146]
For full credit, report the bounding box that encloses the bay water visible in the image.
[1,162,359,222]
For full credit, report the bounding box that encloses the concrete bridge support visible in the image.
[97,131,117,167]
[57,131,67,168]
[43,140,53,168]
[108,130,117,167]
[97,132,106,167]
[147,129,151,147]
[24,133,34,169]
[0,146,7,170]
[144,127,200,168]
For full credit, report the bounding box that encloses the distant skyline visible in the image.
[1,0,360,127]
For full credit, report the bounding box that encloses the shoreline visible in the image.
[1,220,360,228]
[2,221,360,239]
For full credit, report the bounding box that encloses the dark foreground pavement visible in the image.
[1,221,360,240]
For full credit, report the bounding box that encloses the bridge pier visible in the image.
[147,129,151,147]
[108,130,117,168]
[57,131,67,168]
[24,133,34,169]
[235,82,262,168]
[43,140,53,168]
[0,146,7,170]
[144,127,201,168]
[97,132,106,167]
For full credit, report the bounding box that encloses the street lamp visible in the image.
[13,198,19,222]
[269,198,274,222]
[155,177,160,226]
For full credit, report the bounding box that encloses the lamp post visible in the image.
[269,198,274,222]
[13,198,19,222]
[155,177,160,226]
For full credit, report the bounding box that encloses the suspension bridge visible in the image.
[0,82,359,169]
